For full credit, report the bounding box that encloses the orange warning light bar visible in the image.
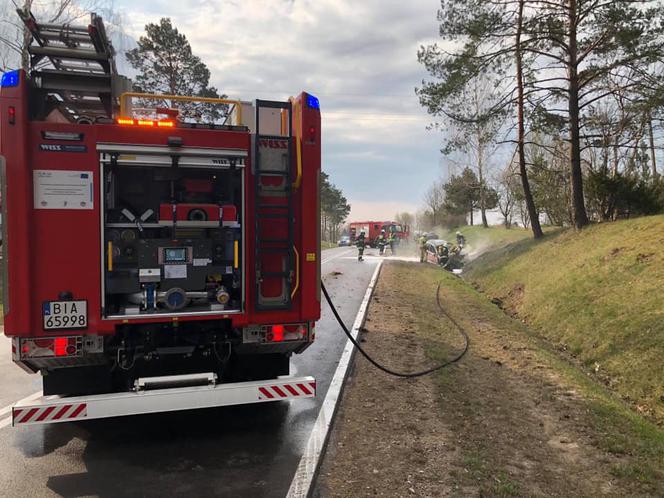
[117,118,176,128]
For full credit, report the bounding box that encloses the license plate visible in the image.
[42,300,87,330]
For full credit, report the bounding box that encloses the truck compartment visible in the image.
[99,146,244,318]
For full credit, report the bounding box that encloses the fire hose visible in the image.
[321,281,469,378]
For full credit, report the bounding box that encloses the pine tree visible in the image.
[126,18,226,122]
[418,0,545,237]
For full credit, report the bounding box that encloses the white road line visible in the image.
[286,260,383,498]
[321,249,353,265]
[0,390,44,429]
[0,390,43,419]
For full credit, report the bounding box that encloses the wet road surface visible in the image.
[0,246,378,497]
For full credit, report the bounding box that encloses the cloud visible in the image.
[116,0,445,216]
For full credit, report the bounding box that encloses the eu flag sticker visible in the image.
[42,302,51,315]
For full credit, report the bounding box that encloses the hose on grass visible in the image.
[321,281,469,378]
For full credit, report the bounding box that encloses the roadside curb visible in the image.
[286,260,384,498]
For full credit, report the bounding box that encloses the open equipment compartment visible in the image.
[99,144,245,318]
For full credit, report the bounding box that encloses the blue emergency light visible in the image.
[1,70,20,88]
[306,94,320,110]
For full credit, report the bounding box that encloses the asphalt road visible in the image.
[0,246,378,498]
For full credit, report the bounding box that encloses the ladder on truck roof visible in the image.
[254,100,297,311]
[17,9,130,122]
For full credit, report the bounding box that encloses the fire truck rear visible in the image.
[0,12,321,426]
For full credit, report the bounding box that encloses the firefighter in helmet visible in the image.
[438,242,450,267]
[377,229,387,256]
[456,231,466,249]
[356,231,366,261]
[418,233,428,263]
[388,227,397,256]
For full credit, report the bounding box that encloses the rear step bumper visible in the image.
[12,375,316,427]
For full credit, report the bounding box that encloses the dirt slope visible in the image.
[316,262,663,497]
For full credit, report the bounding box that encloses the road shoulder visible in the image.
[316,261,663,497]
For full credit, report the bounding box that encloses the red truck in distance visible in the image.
[349,221,410,247]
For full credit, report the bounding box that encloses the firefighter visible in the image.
[377,229,387,256]
[387,227,397,256]
[438,243,450,267]
[356,232,366,261]
[456,231,466,249]
[418,234,428,263]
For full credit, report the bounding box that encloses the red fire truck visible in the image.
[0,12,321,426]
[349,220,410,247]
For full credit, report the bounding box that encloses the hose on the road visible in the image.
[321,281,469,378]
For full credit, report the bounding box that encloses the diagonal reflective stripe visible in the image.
[297,383,311,395]
[284,384,300,396]
[36,406,56,422]
[18,408,39,424]
[52,404,72,420]
[259,387,274,399]
[69,404,86,419]
[271,386,287,398]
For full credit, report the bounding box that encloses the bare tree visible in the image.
[496,155,521,228]
[423,180,445,228]
[1,0,121,71]
[443,79,502,228]
[394,212,414,229]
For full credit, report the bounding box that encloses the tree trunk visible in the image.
[21,0,34,71]
[516,0,543,239]
[477,126,489,228]
[469,207,474,226]
[612,138,619,177]
[567,0,590,228]
[648,115,657,179]
[479,164,489,228]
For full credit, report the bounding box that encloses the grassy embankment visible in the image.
[463,215,664,423]
[405,261,664,493]
[347,261,664,494]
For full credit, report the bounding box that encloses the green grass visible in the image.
[383,261,664,494]
[465,215,664,423]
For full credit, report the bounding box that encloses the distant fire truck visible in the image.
[349,220,410,247]
[0,11,321,426]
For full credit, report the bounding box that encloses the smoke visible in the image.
[464,239,492,261]
[426,225,495,262]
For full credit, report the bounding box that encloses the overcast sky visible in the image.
[114,0,445,221]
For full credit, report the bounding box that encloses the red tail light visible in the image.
[8,106,16,125]
[271,325,284,342]
[54,337,68,356]
[264,323,308,343]
[20,336,81,358]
